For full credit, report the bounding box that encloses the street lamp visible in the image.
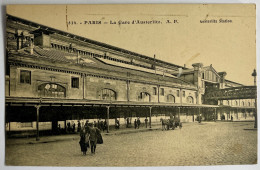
[252,69,257,128]
[252,69,257,86]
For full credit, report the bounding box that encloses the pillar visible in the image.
[178,107,181,119]
[236,108,239,119]
[193,108,195,122]
[35,105,41,141]
[106,106,110,133]
[149,107,152,128]
[198,107,201,123]
[254,103,257,128]
[214,108,217,122]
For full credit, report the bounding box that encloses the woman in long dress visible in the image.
[79,128,89,155]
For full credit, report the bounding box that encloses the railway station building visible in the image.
[5,15,257,136]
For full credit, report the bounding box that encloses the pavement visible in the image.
[5,121,257,166]
[5,122,163,145]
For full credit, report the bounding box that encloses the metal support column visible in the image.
[178,107,181,119]
[198,107,201,123]
[106,106,110,133]
[254,97,257,128]
[149,106,152,128]
[214,108,217,122]
[35,105,41,141]
[237,108,239,120]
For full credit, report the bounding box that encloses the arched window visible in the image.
[138,92,150,102]
[38,83,66,98]
[236,101,238,106]
[167,94,175,103]
[242,101,244,106]
[248,102,251,106]
[227,100,230,105]
[99,88,116,101]
[187,96,194,104]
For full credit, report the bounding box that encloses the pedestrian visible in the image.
[89,123,100,154]
[72,123,76,133]
[137,118,141,129]
[231,115,233,121]
[134,119,137,129]
[127,117,130,128]
[77,120,81,132]
[116,119,120,129]
[100,121,104,131]
[79,128,90,156]
[85,120,89,127]
[67,122,71,133]
[97,120,101,130]
[58,124,61,134]
[103,120,107,132]
[145,117,148,128]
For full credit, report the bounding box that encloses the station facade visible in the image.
[5,15,257,135]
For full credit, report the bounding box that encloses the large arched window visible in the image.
[38,83,66,98]
[138,92,150,102]
[167,94,175,103]
[99,88,116,101]
[186,96,194,104]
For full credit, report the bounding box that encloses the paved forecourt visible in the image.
[5,121,257,166]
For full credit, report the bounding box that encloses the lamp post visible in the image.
[252,69,257,128]
[252,69,257,86]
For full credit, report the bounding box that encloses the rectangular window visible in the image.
[160,88,164,96]
[153,87,157,95]
[177,90,180,97]
[183,91,185,97]
[71,77,79,88]
[20,70,31,84]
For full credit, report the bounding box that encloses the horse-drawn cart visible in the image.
[160,113,182,130]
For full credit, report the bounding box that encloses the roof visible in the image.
[9,46,197,88]
[225,79,244,86]
[6,14,187,70]
[5,96,219,108]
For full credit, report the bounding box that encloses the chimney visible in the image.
[29,36,34,55]
[31,29,53,48]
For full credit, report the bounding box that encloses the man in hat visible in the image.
[89,123,100,154]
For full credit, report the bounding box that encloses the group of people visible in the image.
[126,117,148,129]
[79,122,103,156]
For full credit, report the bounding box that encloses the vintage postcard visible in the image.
[4,4,257,167]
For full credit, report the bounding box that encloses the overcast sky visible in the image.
[7,4,256,85]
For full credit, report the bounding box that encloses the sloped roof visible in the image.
[9,46,196,88]
[6,14,187,70]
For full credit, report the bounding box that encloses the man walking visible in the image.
[145,117,148,128]
[134,119,137,129]
[89,123,100,154]
[137,118,141,129]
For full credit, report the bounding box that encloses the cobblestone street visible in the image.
[5,121,257,166]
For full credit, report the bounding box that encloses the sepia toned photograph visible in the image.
[4,4,257,167]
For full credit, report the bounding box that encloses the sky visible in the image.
[6,4,256,85]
